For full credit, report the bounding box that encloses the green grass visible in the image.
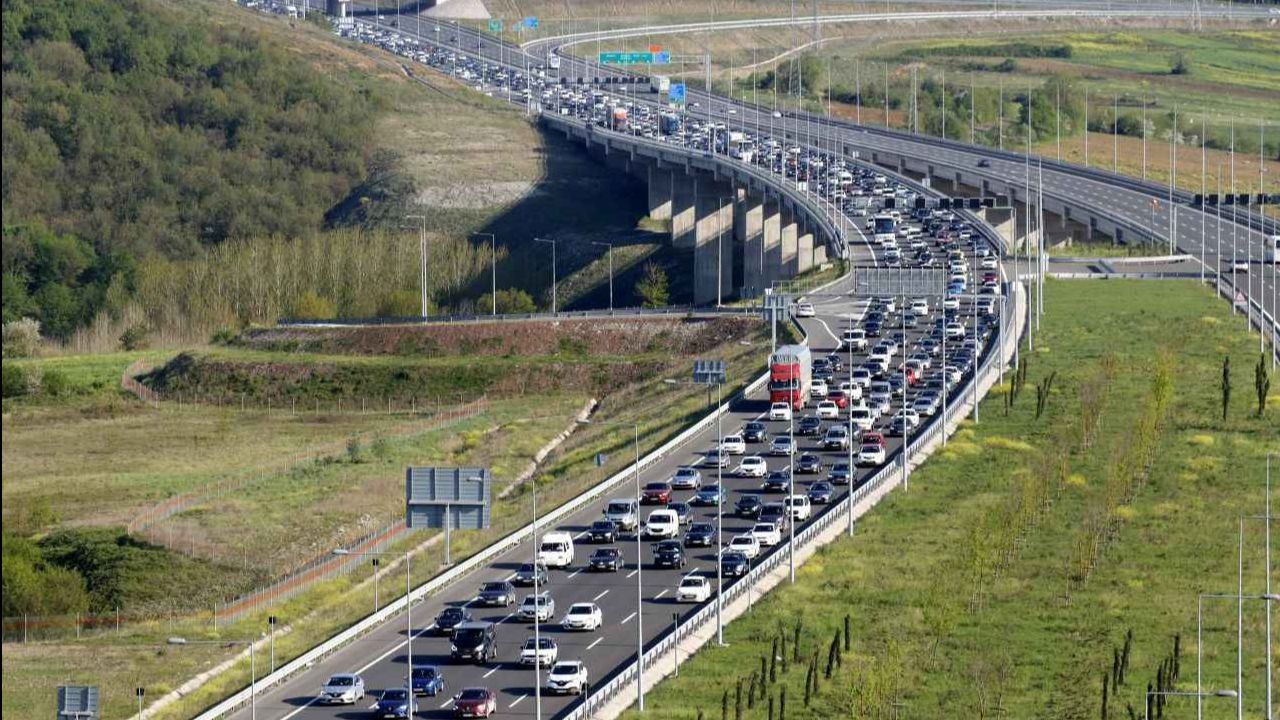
[621,280,1278,719]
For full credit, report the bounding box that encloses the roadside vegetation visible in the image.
[621,279,1277,719]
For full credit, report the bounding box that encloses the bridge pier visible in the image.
[735,187,767,300]
[647,165,672,221]
[763,196,784,290]
[693,179,735,305]
[781,205,799,276]
[671,174,697,250]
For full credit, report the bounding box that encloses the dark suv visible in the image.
[652,540,686,569]
[450,621,498,664]
[742,421,767,443]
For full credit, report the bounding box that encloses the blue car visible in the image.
[375,688,417,719]
[807,481,835,504]
[721,550,750,578]
[411,665,445,696]
[692,484,722,506]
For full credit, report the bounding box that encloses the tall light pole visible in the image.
[472,233,497,315]
[334,548,415,681]
[535,237,558,314]
[593,241,615,312]
[167,637,256,720]
[406,214,429,318]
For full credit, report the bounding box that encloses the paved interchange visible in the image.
[215,5,1273,719]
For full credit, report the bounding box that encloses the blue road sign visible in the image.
[488,19,502,32]
[654,51,671,65]
[669,83,686,103]
[524,16,539,29]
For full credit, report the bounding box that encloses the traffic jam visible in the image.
[289,17,1006,720]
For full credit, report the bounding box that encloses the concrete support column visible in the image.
[738,189,766,299]
[780,205,799,276]
[648,164,672,221]
[671,174,697,250]
[797,218,815,274]
[694,181,735,306]
[763,196,783,290]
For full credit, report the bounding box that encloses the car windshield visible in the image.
[681,578,702,587]
[480,583,507,592]
[525,638,554,649]
[412,668,436,679]
[569,605,592,615]
[700,485,720,494]
[606,502,632,514]
[676,468,696,477]
[328,676,354,686]
[524,595,550,606]
[645,483,668,491]
[452,628,485,644]
[458,689,488,701]
[383,690,408,701]
[518,564,538,572]
[539,541,566,552]
[551,664,579,676]
[691,523,713,532]
[591,521,614,529]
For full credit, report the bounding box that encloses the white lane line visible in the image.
[504,572,517,581]
[511,694,529,708]
[626,569,639,578]
[484,665,502,678]
[496,612,516,625]
[368,702,379,709]
[568,569,583,579]
[654,589,668,600]
[621,611,637,624]
[440,698,455,708]
[593,589,610,601]
[588,637,604,650]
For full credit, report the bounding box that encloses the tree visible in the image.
[376,290,421,317]
[291,291,336,320]
[2,317,42,358]
[636,262,669,308]
[1170,53,1192,76]
[1221,356,1231,422]
[1256,353,1271,418]
[477,288,537,315]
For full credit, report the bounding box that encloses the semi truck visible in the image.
[769,345,812,411]
[609,107,628,131]
[652,75,671,94]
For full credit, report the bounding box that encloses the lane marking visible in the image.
[626,570,639,578]
[621,611,637,624]
[588,637,604,650]
[654,589,668,600]
[483,665,502,678]
[568,569,583,579]
[440,698,455,708]
[593,589,610,601]
[511,694,528,708]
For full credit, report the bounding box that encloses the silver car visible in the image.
[319,673,366,705]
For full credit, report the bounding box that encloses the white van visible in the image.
[784,495,812,522]
[643,510,680,539]
[538,532,575,568]
[603,498,639,532]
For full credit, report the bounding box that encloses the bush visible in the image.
[377,290,422,318]
[40,369,71,397]
[2,317,42,358]
[210,327,238,345]
[2,363,29,398]
[636,263,670,308]
[291,291,337,320]
[1171,52,1192,75]
[477,288,538,315]
[119,324,149,351]
[1,533,91,617]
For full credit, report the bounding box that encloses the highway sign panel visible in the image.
[599,51,655,65]
[852,268,948,297]
[57,686,99,719]
[693,359,727,385]
[406,467,491,531]
[654,51,671,64]
[523,16,539,29]
[488,19,502,32]
[668,83,686,103]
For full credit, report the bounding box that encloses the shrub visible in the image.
[119,323,149,351]
[1171,52,1192,75]
[2,317,42,358]
[636,263,670,308]
[377,290,422,318]
[2,363,29,398]
[210,327,238,345]
[40,369,71,397]
[291,291,337,320]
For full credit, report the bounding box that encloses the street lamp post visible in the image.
[535,237,558,314]
[472,233,497,316]
[592,241,615,312]
[332,548,415,687]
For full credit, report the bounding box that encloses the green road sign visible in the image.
[599,51,654,65]
[487,20,502,32]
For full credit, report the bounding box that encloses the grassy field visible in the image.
[620,279,1278,719]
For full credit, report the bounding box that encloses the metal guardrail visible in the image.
[278,305,764,327]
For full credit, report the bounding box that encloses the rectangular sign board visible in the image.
[692,359,727,385]
[668,83,686,103]
[406,467,491,531]
[488,19,502,32]
[852,268,949,297]
[57,686,99,719]
[599,51,654,65]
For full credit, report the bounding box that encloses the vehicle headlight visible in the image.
[451,644,458,652]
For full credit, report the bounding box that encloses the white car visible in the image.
[769,402,793,421]
[736,455,769,478]
[980,255,999,270]
[849,405,875,431]
[841,329,867,350]
[795,302,816,318]
[520,637,558,667]
[702,450,731,469]
[867,391,892,415]
[945,323,965,339]
[728,534,761,559]
[850,368,873,388]
[816,401,840,420]
[810,379,829,398]
[891,408,921,429]
[319,673,366,705]
[942,296,960,311]
[643,510,680,539]
[546,660,588,695]
[720,435,746,455]
[857,444,886,466]
[560,603,604,631]
[676,575,712,603]
[750,522,783,546]
[769,435,795,456]
[784,495,812,522]
[517,592,556,622]
[837,381,863,401]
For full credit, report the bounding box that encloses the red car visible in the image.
[982,272,999,284]
[642,482,673,504]
[862,432,887,449]
[826,390,850,409]
[453,687,497,718]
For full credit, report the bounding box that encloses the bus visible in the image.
[872,214,897,245]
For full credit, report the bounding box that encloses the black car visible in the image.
[807,481,835,504]
[589,547,624,572]
[742,422,767,443]
[759,503,789,531]
[668,501,693,526]
[828,462,853,486]
[721,550,750,578]
[652,540,686,569]
[796,453,823,474]
[797,416,823,436]
[762,471,790,493]
[865,322,883,338]
[450,621,498,664]
[586,520,618,543]
[475,581,516,607]
[977,158,992,168]
[513,563,549,587]
[684,522,717,547]
[433,606,472,636]
[734,494,763,517]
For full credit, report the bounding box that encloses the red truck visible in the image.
[769,345,812,411]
